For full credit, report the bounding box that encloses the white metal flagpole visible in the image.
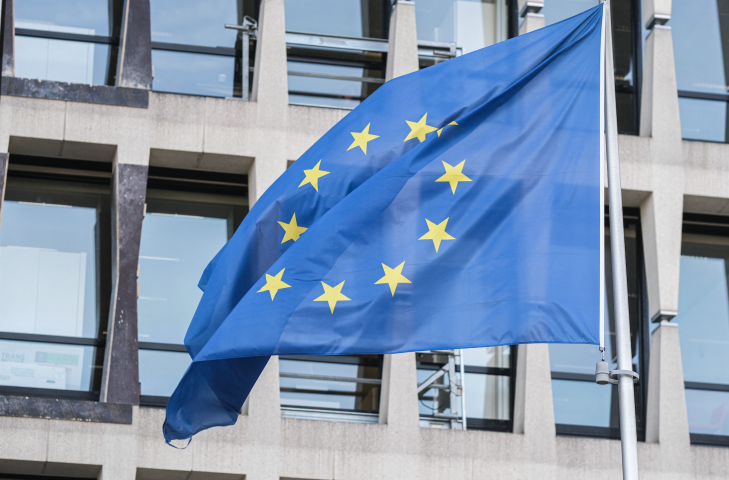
[601,1,641,479]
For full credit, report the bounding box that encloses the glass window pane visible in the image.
[417,366,453,416]
[279,358,381,412]
[672,0,729,95]
[150,0,253,48]
[416,0,456,44]
[677,235,729,385]
[417,0,506,53]
[0,339,96,391]
[464,373,510,420]
[288,61,368,109]
[284,0,387,39]
[138,198,231,345]
[15,0,123,36]
[686,389,729,436]
[139,350,191,397]
[543,0,598,26]
[152,50,236,97]
[0,191,103,339]
[15,37,113,86]
[678,98,727,143]
[462,346,510,367]
[552,379,616,427]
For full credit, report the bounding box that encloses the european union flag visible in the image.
[164,5,605,443]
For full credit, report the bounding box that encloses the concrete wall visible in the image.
[1,0,728,478]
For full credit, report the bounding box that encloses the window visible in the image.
[416,0,508,68]
[673,0,729,142]
[279,354,383,422]
[417,347,514,430]
[0,155,112,398]
[676,214,729,447]
[550,210,648,439]
[150,0,258,98]
[137,166,247,405]
[544,0,641,134]
[284,0,388,108]
[14,0,123,86]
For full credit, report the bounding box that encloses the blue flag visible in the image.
[164,5,605,444]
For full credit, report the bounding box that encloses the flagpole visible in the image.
[601,1,641,479]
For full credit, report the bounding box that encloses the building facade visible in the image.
[0,0,727,478]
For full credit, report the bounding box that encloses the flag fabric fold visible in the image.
[165,5,605,444]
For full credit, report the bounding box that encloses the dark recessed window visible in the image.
[550,210,647,440]
[0,155,112,399]
[150,0,258,98]
[673,0,729,142]
[137,167,247,406]
[14,0,123,85]
[676,215,729,447]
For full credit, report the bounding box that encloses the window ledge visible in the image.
[1,76,149,108]
[281,406,378,424]
[0,393,133,424]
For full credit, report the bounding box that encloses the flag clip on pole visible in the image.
[599,1,641,480]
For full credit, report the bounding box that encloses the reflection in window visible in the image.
[550,214,646,438]
[0,157,111,395]
[676,229,729,442]
[544,0,639,134]
[14,0,122,85]
[284,0,387,108]
[150,0,257,98]
[673,0,729,142]
[136,169,247,404]
[279,355,382,422]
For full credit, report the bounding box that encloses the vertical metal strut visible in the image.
[602,1,641,479]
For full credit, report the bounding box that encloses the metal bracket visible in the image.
[608,369,639,385]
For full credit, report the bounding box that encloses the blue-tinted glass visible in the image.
[543,0,599,26]
[284,0,387,38]
[152,50,236,97]
[462,346,509,367]
[686,389,729,436]
[288,61,366,109]
[138,204,230,345]
[672,0,729,95]
[416,0,506,53]
[139,350,192,397]
[678,98,727,142]
[0,339,95,391]
[0,200,99,338]
[553,379,616,427]
[15,0,120,36]
[464,373,510,420]
[279,359,380,411]
[150,0,244,47]
[676,242,729,385]
[15,37,112,85]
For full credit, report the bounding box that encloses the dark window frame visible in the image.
[553,207,650,441]
[680,213,729,447]
[0,155,114,401]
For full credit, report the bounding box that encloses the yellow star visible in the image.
[299,160,330,192]
[436,160,472,194]
[437,121,458,137]
[314,281,351,313]
[257,268,291,300]
[404,113,439,142]
[419,218,455,252]
[348,123,379,154]
[375,261,412,296]
[277,213,307,243]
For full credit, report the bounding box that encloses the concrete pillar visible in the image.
[513,344,555,438]
[645,323,692,473]
[385,1,418,81]
[249,0,288,206]
[99,154,149,405]
[116,0,153,90]
[245,356,281,480]
[639,18,684,323]
[378,353,420,430]
[0,153,7,227]
[0,0,14,77]
[642,0,671,29]
[518,1,544,35]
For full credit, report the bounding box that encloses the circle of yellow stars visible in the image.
[260,113,471,313]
